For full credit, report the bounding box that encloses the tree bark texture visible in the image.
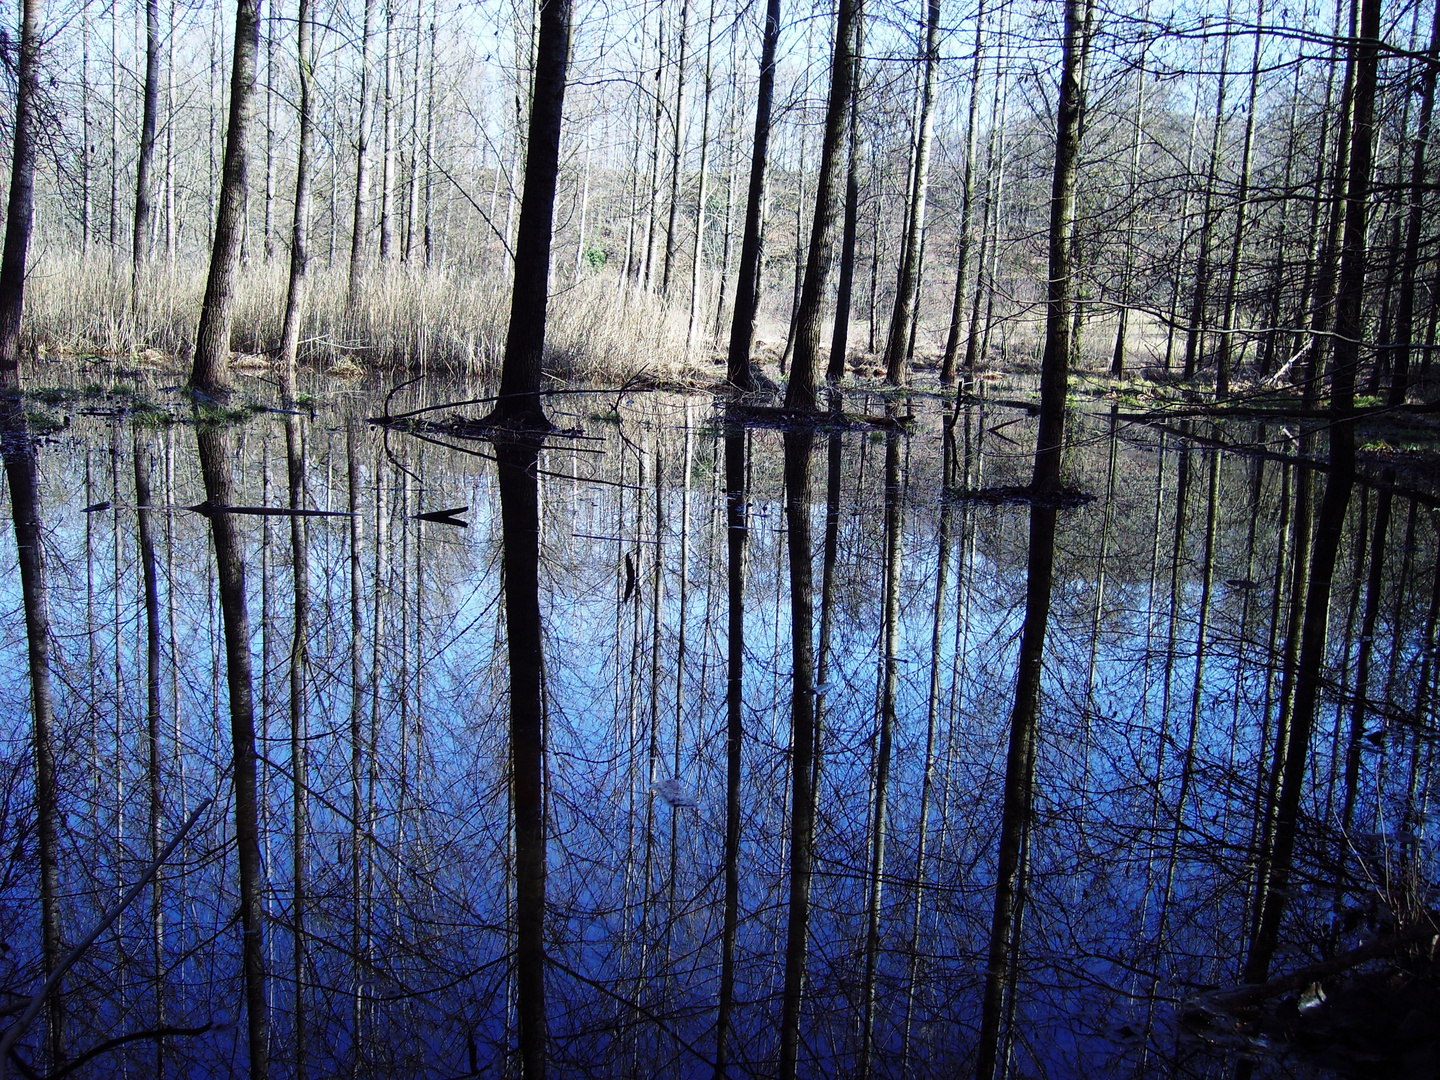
[827,0,864,382]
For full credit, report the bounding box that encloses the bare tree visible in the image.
[784,0,860,410]
[190,0,264,395]
[0,0,44,376]
[883,0,941,385]
[485,0,574,428]
[132,0,162,294]
[725,0,782,391]
[279,0,318,399]
[976,0,1092,1074]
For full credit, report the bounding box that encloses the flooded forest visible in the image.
[0,0,1437,1075]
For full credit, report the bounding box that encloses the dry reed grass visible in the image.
[23,254,702,385]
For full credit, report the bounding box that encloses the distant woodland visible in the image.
[0,0,1431,405]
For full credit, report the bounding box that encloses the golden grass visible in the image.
[23,254,703,384]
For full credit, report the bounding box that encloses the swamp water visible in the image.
[0,385,1434,1078]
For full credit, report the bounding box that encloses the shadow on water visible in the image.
[0,386,1434,1078]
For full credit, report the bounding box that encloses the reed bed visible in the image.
[23,254,703,385]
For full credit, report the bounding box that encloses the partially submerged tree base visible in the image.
[472,410,558,435]
[720,368,780,397]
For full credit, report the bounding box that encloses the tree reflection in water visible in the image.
[0,391,1431,1078]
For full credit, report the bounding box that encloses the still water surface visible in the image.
[0,385,1433,1078]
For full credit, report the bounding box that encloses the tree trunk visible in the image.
[278,0,316,399]
[423,13,437,265]
[497,437,549,1080]
[900,427,953,1066]
[347,0,378,309]
[82,7,92,255]
[858,425,903,1077]
[1299,0,1357,409]
[346,420,370,1072]
[110,4,120,254]
[1181,7,1233,384]
[827,0,865,382]
[263,0,275,258]
[641,9,665,291]
[784,0,859,410]
[1214,1,1266,396]
[724,0,781,390]
[285,415,311,1079]
[379,0,396,261]
[712,43,740,341]
[883,0,941,385]
[661,0,690,297]
[939,0,985,385]
[1245,0,1376,984]
[1109,8,1146,378]
[486,0,572,428]
[0,0,43,374]
[133,433,167,1079]
[132,0,161,294]
[164,0,175,259]
[1342,480,1391,836]
[1387,0,1440,406]
[975,1,1090,1074]
[190,0,263,395]
[686,0,716,347]
[1,385,63,1071]
[962,64,1010,378]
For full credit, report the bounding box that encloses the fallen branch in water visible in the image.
[1199,920,1440,1011]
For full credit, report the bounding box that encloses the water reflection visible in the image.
[194,422,270,1077]
[495,435,548,1079]
[0,380,62,1072]
[0,389,1433,1078]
